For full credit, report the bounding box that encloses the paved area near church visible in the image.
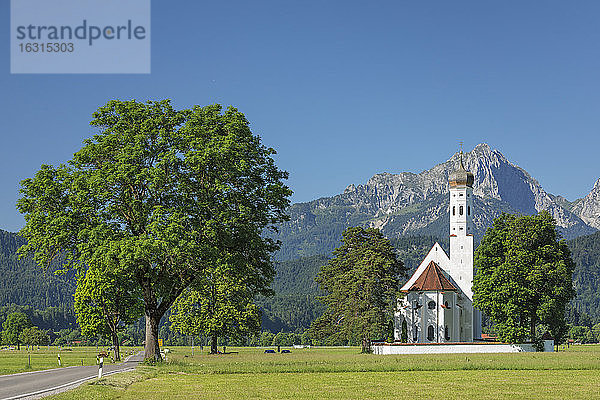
[0,352,143,400]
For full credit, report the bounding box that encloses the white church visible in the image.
[393,153,481,344]
[374,152,549,353]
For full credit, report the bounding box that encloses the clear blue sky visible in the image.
[2,1,599,232]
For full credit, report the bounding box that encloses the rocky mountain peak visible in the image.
[571,177,600,229]
[275,144,597,260]
[340,144,593,232]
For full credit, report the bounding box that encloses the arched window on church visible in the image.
[428,301,436,309]
[413,327,418,342]
[427,325,435,341]
[468,206,470,215]
[445,325,450,341]
[452,206,455,216]
[459,205,464,215]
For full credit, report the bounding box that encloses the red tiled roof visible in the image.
[481,334,497,340]
[406,261,458,292]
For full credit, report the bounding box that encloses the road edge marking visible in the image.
[1,367,136,400]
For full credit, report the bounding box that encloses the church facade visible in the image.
[394,154,481,343]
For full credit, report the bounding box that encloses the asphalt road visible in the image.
[0,352,144,400]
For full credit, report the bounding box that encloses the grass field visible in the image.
[0,346,141,375]
[38,344,600,399]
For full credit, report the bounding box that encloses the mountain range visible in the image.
[2,143,599,332]
[273,143,598,260]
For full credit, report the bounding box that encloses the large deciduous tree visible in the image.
[310,227,406,353]
[473,211,575,344]
[17,100,291,361]
[74,266,143,361]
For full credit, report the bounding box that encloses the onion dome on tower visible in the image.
[449,152,474,188]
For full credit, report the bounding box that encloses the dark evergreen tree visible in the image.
[310,227,406,353]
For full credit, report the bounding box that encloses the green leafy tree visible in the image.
[1,312,32,350]
[309,227,406,353]
[74,266,143,361]
[260,331,275,347]
[300,330,312,345]
[473,212,575,344]
[19,326,49,348]
[170,256,264,354]
[592,323,600,343]
[568,325,595,344]
[17,100,291,361]
[272,332,300,346]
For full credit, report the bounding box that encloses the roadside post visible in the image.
[98,355,104,379]
[57,354,61,366]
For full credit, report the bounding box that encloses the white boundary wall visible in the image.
[371,342,552,354]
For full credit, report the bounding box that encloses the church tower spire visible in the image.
[448,147,476,341]
[449,149,474,239]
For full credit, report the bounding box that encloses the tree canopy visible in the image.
[310,227,406,353]
[74,266,143,360]
[1,312,32,349]
[19,326,49,347]
[17,100,291,360]
[170,251,266,354]
[473,212,575,344]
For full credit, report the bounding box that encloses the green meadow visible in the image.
[0,346,140,375]
[41,345,600,400]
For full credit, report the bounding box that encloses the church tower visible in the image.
[395,148,481,344]
[448,151,480,341]
[448,151,474,297]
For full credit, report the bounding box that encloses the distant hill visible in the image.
[568,230,600,322]
[0,229,75,310]
[2,208,599,333]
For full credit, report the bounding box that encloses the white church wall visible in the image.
[372,343,540,355]
[441,292,454,342]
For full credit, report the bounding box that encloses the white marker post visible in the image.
[98,356,104,379]
[57,354,61,366]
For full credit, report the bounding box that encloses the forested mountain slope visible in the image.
[2,209,599,332]
[0,230,75,309]
[569,230,600,322]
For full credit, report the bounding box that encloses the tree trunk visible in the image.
[210,335,218,354]
[140,276,186,362]
[530,316,536,342]
[111,331,121,361]
[145,313,162,361]
[361,336,371,354]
